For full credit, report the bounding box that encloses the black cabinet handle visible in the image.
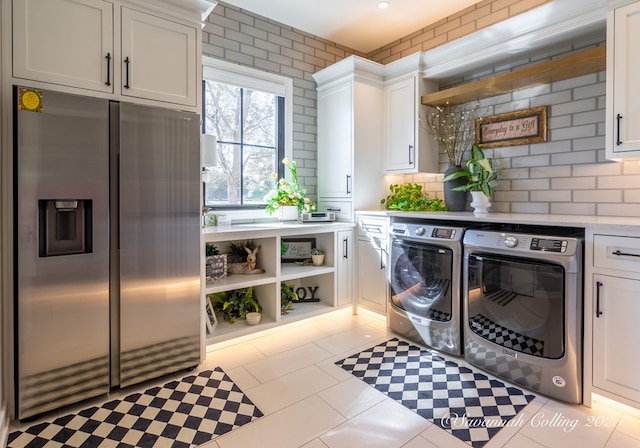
[408,144,414,165]
[343,238,348,259]
[346,175,351,195]
[616,114,622,146]
[380,248,385,269]
[596,281,603,318]
[124,57,130,89]
[105,53,111,86]
[612,249,640,258]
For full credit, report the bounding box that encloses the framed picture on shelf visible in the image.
[205,298,217,334]
[281,237,316,262]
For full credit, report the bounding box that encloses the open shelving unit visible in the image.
[201,222,355,345]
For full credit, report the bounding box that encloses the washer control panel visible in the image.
[530,237,568,253]
[390,222,463,242]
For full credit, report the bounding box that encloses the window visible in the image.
[202,57,293,209]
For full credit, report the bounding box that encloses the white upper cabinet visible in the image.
[316,80,354,199]
[606,0,640,158]
[12,0,114,93]
[11,0,210,110]
[383,53,438,174]
[120,8,197,106]
[385,77,416,172]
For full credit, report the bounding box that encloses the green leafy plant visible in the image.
[380,183,447,211]
[442,143,498,197]
[208,287,261,323]
[205,243,220,256]
[311,248,324,255]
[280,281,298,315]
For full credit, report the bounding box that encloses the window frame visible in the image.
[202,56,293,218]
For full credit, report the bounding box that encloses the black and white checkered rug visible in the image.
[336,338,535,448]
[8,368,263,448]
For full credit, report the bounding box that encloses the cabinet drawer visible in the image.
[318,200,352,222]
[594,235,640,272]
[357,216,388,240]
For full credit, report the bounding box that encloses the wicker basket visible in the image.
[246,312,262,325]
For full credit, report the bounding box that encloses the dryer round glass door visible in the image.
[389,240,453,322]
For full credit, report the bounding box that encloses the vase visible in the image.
[277,205,299,222]
[311,254,325,266]
[470,191,491,216]
[443,164,468,212]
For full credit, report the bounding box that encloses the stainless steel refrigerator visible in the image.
[14,87,201,420]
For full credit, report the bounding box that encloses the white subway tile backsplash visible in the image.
[511,178,550,190]
[550,202,596,215]
[553,98,597,116]
[511,202,550,214]
[551,150,597,165]
[624,190,640,202]
[573,162,622,177]
[597,203,640,217]
[551,124,597,141]
[530,190,571,202]
[573,190,623,203]
[512,154,550,168]
[530,90,571,108]
[530,165,572,178]
[551,177,597,190]
[598,175,640,189]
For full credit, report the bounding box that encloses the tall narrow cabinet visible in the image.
[313,57,387,222]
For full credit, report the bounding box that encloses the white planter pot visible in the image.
[470,191,491,215]
[311,254,325,266]
[277,205,299,222]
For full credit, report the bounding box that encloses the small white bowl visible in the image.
[246,312,262,325]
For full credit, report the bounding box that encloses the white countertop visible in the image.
[202,221,355,240]
[356,210,640,232]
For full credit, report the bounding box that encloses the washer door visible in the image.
[389,239,453,321]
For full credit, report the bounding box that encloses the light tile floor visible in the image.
[198,308,640,448]
[10,307,640,448]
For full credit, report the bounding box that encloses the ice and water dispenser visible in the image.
[38,199,93,256]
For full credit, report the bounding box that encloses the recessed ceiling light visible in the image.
[378,1,390,9]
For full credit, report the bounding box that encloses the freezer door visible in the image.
[117,103,201,387]
[15,87,110,420]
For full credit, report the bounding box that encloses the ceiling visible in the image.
[220,0,485,54]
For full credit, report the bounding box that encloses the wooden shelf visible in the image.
[421,46,606,107]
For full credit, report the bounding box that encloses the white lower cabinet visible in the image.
[356,214,388,315]
[202,224,354,344]
[336,230,354,307]
[591,233,640,408]
[593,275,640,403]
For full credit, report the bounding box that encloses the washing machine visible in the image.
[387,218,465,356]
[463,225,584,403]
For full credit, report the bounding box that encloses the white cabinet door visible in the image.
[356,239,387,314]
[121,8,198,107]
[317,81,353,199]
[593,274,640,403]
[12,0,114,93]
[336,230,354,307]
[606,1,640,158]
[385,77,416,173]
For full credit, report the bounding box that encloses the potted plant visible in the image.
[422,102,482,211]
[205,243,227,281]
[208,287,261,324]
[442,143,498,215]
[281,281,298,315]
[311,248,325,266]
[263,158,313,222]
[380,183,447,211]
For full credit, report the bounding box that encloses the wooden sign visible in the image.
[476,106,547,148]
